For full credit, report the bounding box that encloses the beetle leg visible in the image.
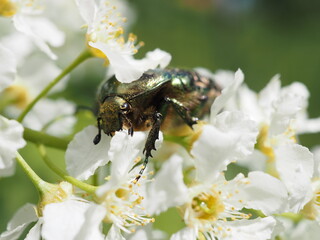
[134,112,162,183]
[128,126,134,136]
[164,97,198,128]
[143,112,162,158]
[93,117,102,145]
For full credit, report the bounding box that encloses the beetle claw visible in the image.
[93,133,101,145]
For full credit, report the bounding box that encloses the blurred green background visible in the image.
[1,0,320,236]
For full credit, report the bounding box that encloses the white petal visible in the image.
[233,171,288,215]
[147,155,188,215]
[212,70,236,88]
[0,203,38,240]
[0,116,26,177]
[135,48,171,70]
[269,91,305,136]
[210,69,244,121]
[192,124,233,183]
[170,227,197,240]
[74,204,106,240]
[221,217,276,240]
[25,219,42,240]
[90,41,171,83]
[42,200,96,240]
[106,225,125,240]
[258,74,281,119]
[275,143,314,212]
[192,111,258,183]
[23,98,76,137]
[13,14,64,60]
[281,81,309,108]
[109,131,147,182]
[74,0,97,26]
[312,146,320,178]
[289,219,320,240]
[0,32,34,66]
[270,216,286,240]
[97,131,162,196]
[296,117,320,134]
[236,150,267,172]
[109,131,162,184]
[89,41,143,83]
[0,44,16,92]
[128,225,167,240]
[229,84,263,122]
[66,125,111,180]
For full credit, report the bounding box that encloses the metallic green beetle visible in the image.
[94,68,221,181]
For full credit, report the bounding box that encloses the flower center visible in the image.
[100,184,153,233]
[3,85,30,109]
[191,190,225,221]
[301,177,320,220]
[0,0,17,17]
[86,1,143,59]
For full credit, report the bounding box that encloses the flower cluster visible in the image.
[1,0,320,240]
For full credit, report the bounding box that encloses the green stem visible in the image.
[16,152,47,192]
[17,49,93,123]
[37,144,97,194]
[24,127,70,150]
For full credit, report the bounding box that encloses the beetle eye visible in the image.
[120,102,130,111]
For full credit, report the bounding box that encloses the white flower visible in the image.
[148,155,287,240]
[67,126,163,234]
[223,75,315,212]
[0,0,65,60]
[75,0,171,82]
[0,115,25,177]
[0,43,17,92]
[0,182,100,240]
[95,130,162,233]
[146,108,287,239]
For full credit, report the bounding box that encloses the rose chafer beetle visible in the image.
[93,68,221,181]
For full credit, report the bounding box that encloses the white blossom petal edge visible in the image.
[66,125,111,180]
[147,155,188,215]
[42,200,105,240]
[0,116,26,177]
[192,111,258,183]
[0,44,17,92]
[0,203,37,240]
[210,69,244,121]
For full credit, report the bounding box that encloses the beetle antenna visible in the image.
[93,117,102,145]
[133,157,149,184]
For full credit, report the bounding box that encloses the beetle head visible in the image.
[93,96,131,144]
